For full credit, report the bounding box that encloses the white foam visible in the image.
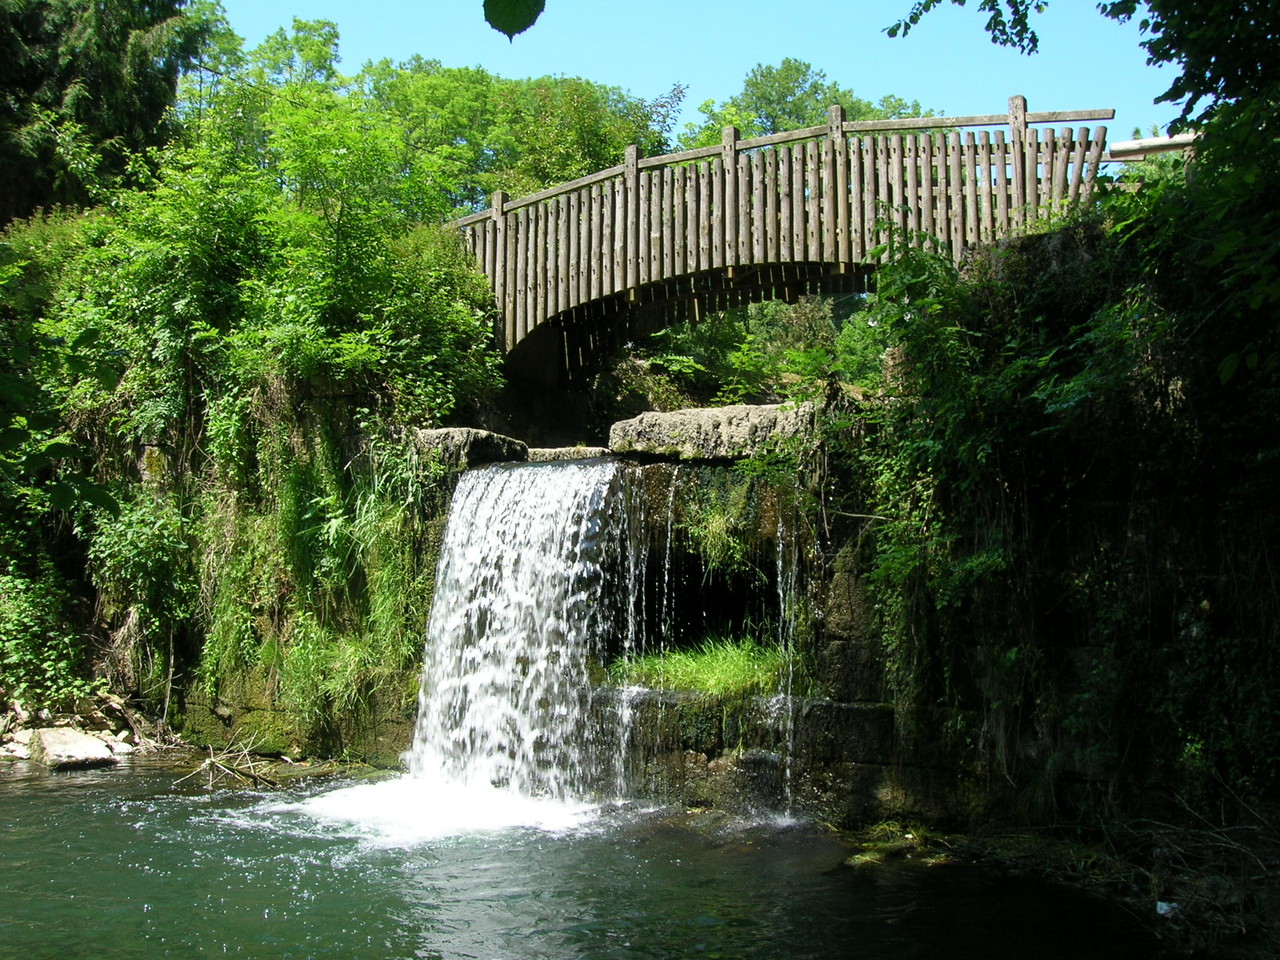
[289,775,598,846]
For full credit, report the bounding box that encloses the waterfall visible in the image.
[296,456,811,840]
[404,459,624,800]
[383,454,809,823]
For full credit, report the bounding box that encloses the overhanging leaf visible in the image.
[484,0,544,39]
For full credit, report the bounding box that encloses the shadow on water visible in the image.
[1,760,1160,960]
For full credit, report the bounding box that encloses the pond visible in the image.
[1,759,1159,960]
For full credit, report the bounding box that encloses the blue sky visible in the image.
[217,0,1177,147]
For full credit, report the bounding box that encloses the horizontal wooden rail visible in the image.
[453,96,1111,367]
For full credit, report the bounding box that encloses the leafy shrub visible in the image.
[0,573,99,706]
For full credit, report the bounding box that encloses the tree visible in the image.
[679,59,927,149]
[888,1,1280,127]
[360,59,682,208]
[0,0,211,224]
[888,0,1280,326]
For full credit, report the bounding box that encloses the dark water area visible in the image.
[0,760,1160,960]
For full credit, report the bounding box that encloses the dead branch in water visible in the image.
[175,733,282,789]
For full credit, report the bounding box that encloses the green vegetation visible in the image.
[481,0,545,39]
[0,0,209,223]
[0,11,684,727]
[609,637,792,699]
[679,58,928,148]
[596,293,882,422]
[840,156,1280,813]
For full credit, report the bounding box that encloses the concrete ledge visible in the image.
[527,446,610,462]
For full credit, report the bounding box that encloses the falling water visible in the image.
[404,459,623,800]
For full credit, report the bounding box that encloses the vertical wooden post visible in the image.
[568,190,582,307]
[1009,95,1028,225]
[721,125,739,268]
[919,134,934,241]
[978,131,994,242]
[751,151,766,264]
[964,131,979,246]
[673,165,687,273]
[1050,127,1070,206]
[1068,126,1088,202]
[638,169,652,285]
[779,145,793,263]
[625,144,641,292]
[828,104,849,263]
[888,134,905,236]
[556,195,569,315]
[994,131,1010,234]
[590,183,604,301]
[490,191,513,350]
[1024,127,1041,222]
[948,131,964,254]
[1082,125,1107,202]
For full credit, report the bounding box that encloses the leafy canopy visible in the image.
[679,58,928,149]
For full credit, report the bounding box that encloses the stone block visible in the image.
[609,403,815,461]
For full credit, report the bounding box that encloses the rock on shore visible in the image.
[29,727,118,769]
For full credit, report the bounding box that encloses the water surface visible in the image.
[1,760,1158,960]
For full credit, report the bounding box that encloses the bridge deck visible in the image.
[455,96,1111,382]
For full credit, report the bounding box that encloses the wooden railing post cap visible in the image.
[721,125,739,145]
[1008,95,1028,140]
[491,190,508,215]
[828,104,846,124]
[1008,95,1028,127]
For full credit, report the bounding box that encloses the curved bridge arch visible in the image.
[454,96,1112,384]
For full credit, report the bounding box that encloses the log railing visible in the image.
[455,96,1112,353]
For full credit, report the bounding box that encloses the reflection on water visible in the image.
[0,760,1158,960]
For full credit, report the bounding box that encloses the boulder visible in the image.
[29,727,119,769]
[609,403,815,461]
[410,427,527,469]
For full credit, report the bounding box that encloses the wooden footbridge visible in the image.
[454,96,1112,384]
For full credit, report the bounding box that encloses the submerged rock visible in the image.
[608,403,815,460]
[29,727,119,769]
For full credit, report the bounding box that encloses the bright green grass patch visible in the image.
[608,637,790,698]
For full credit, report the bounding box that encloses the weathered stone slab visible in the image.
[608,403,815,461]
[29,727,118,769]
[527,447,610,462]
[410,428,527,469]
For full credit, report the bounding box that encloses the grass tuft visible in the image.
[608,637,790,698]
